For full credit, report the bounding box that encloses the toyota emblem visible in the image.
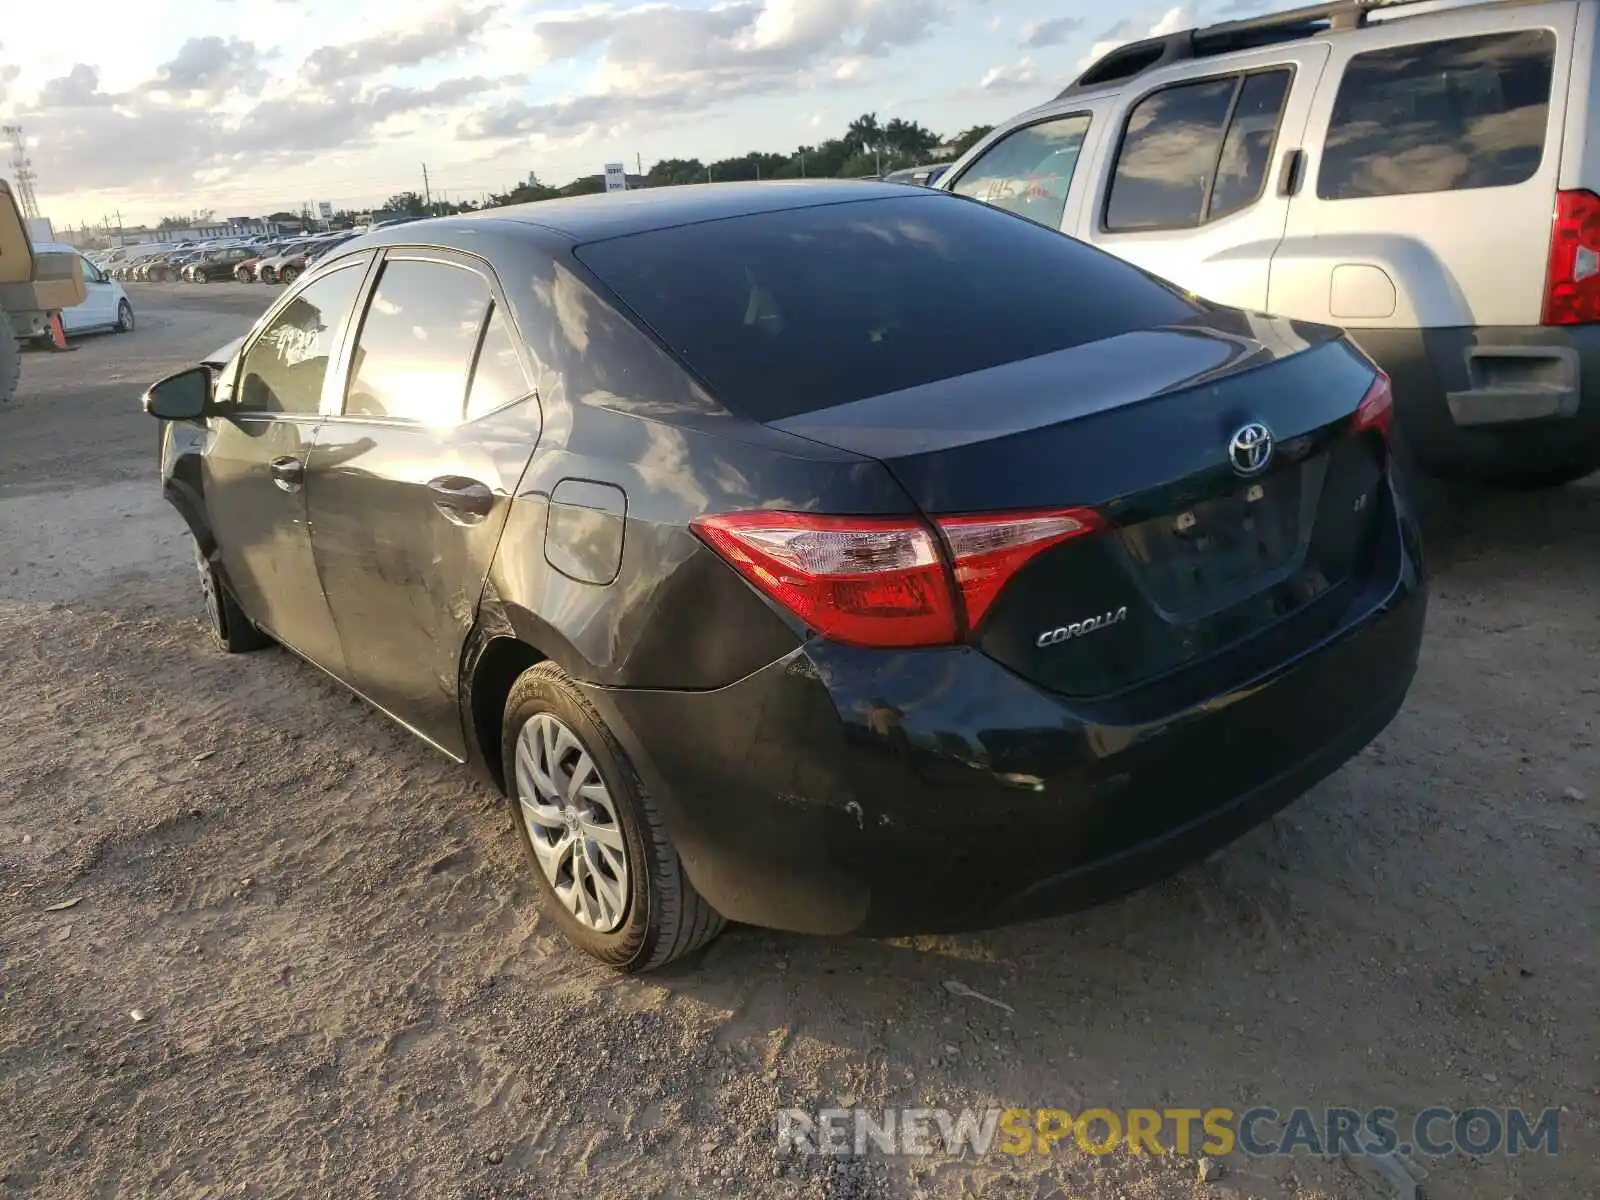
[1228,422,1274,476]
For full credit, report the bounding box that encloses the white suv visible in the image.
[942,0,1600,487]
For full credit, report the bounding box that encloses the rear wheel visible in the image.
[114,300,134,333]
[502,662,725,971]
[193,539,272,653]
[0,303,19,405]
[279,265,300,285]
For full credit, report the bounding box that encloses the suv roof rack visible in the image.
[1058,0,1471,96]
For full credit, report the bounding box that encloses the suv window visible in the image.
[575,193,1199,421]
[1209,71,1292,219]
[344,258,492,423]
[466,304,533,421]
[1106,69,1292,231]
[949,113,1093,229]
[237,263,367,415]
[1317,29,1555,201]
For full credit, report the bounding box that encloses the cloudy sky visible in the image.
[0,0,1270,228]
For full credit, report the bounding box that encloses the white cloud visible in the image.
[980,57,1037,94]
[1019,15,1083,49]
[0,0,1063,224]
[459,0,952,143]
[1075,6,1193,73]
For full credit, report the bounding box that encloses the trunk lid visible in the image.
[770,312,1390,697]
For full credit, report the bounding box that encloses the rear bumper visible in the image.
[581,512,1426,938]
[1352,324,1600,481]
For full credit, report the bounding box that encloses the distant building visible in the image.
[108,216,289,247]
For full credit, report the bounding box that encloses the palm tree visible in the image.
[883,118,940,162]
[845,113,883,156]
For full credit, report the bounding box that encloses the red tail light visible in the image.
[1352,369,1394,439]
[692,507,1104,648]
[1543,189,1600,325]
[936,508,1105,629]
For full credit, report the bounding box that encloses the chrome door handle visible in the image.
[427,476,494,525]
[269,456,305,493]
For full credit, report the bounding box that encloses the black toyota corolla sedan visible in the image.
[142,181,1426,970]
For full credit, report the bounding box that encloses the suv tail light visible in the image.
[1543,189,1600,325]
[692,507,1104,648]
[1351,369,1394,440]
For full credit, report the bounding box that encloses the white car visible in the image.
[36,243,135,337]
[941,0,1600,488]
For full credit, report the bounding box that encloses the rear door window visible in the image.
[1106,69,1294,231]
[949,114,1093,229]
[343,258,492,424]
[1209,71,1293,219]
[575,193,1198,422]
[1317,29,1555,200]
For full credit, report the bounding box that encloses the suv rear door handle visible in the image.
[269,456,305,493]
[1277,148,1305,198]
[427,476,494,525]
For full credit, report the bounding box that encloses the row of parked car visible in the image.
[109,232,360,286]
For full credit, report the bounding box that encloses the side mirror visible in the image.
[142,366,212,421]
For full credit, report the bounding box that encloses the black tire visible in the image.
[0,303,20,405]
[114,300,134,334]
[501,662,725,971]
[279,265,300,285]
[193,539,272,653]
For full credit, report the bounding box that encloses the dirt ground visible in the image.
[0,283,1596,1200]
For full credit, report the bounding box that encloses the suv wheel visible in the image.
[502,662,725,971]
[114,300,134,333]
[193,539,273,653]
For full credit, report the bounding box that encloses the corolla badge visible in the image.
[1037,606,1128,647]
[1228,421,1274,476]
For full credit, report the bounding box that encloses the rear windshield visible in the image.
[574,194,1199,421]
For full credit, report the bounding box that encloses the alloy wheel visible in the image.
[513,712,630,932]
[116,301,134,333]
[193,541,221,635]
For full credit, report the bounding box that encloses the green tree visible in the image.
[382,191,427,216]
[947,124,994,158]
[884,117,939,162]
[845,112,883,156]
[560,175,607,197]
[647,157,710,185]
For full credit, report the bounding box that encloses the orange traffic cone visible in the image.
[47,312,69,352]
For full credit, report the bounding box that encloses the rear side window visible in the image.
[1106,69,1293,231]
[949,114,1093,230]
[1317,29,1555,200]
[344,258,492,424]
[466,304,533,421]
[575,194,1199,422]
